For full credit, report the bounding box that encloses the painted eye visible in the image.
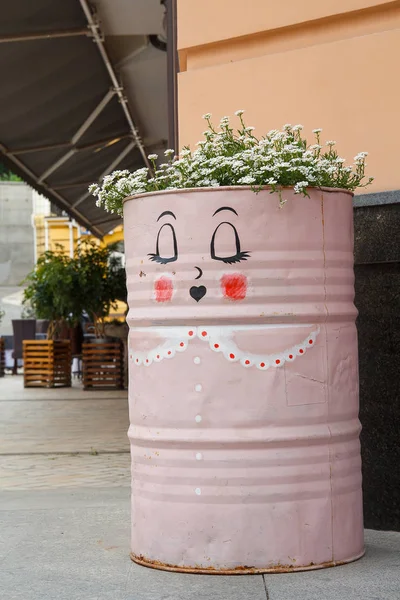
[148,223,178,264]
[210,222,250,264]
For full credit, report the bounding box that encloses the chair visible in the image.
[36,320,49,338]
[11,319,36,375]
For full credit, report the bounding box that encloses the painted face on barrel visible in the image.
[147,206,251,303]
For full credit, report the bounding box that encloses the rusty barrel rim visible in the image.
[130,549,365,575]
[123,185,354,205]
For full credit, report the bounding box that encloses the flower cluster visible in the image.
[89,111,373,215]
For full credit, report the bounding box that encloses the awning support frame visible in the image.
[78,0,152,172]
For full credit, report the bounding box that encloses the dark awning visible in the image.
[0,0,164,237]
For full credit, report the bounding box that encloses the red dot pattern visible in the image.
[132,328,317,368]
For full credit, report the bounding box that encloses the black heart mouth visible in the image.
[190,285,207,302]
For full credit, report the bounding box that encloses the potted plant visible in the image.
[22,248,80,387]
[76,241,126,390]
[90,113,372,573]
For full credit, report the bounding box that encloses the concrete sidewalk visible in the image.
[0,375,399,599]
[1,488,399,600]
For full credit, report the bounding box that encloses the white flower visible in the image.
[235,110,245,116]
[89,112,372,213]
[238,175,256,184]
[293,181,309,193]
[88,184,99,195]
[326,140,336,146]
[312,128,322,134]
[354,152,368,161]
[202,113,212,120]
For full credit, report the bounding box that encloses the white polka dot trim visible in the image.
[130,325,320,371]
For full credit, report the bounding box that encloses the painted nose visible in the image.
[190,285,207,302]
[194,266,203,280]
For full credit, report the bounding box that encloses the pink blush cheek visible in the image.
[221,273,247,300]
[154,276,173,302]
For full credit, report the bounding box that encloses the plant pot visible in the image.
[104,322,129,389]
[82,340,123,390]
[23,340,71,388]
[124,186,363,573]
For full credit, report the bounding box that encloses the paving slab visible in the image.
[1,489,400,600]
[0,376,129,455]
[0,369,399,600]
[264,529,400,600]
[0,488,267,600]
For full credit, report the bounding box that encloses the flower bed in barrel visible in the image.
[90,113,372,574]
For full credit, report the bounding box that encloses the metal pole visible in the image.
[38,149,76,184]
[69,221,74,258]
[10,133,129,157]
[38,91,116,183]
[91,216,120,227]
[72,141,136,209]
[71,89,115,145]
[166,0,179,152]
[0,29,89,44]
[78,0,152,172]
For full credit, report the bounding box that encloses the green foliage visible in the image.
[74,241,126,336]
[23,241,127,339]
[0,163,22,181]
[23,247,82,338]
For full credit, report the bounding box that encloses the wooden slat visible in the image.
[82,341,123,390]
[23,340,71,388]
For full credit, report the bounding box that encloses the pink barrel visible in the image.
[124,186,364,573]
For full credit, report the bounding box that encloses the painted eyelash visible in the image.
[217,251,251,265]
[148,253,177,264]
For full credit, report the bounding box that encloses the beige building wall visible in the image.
[177,0,400,193]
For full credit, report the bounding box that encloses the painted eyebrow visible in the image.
[157,210,176,221]
[212,206,238,217]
